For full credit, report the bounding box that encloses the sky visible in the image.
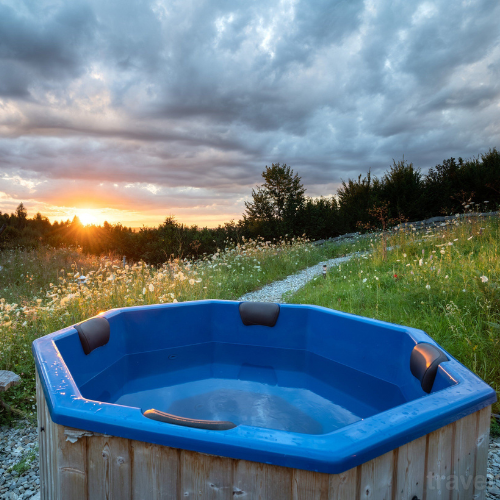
[0,0,499,227]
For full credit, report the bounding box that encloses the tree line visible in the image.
[1,148,499,264]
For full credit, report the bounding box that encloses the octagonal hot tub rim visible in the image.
[32,300,497,474]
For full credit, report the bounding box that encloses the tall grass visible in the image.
[288,215,500,412]
[0,236,369,422]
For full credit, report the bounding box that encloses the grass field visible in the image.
[288,215,500,414]
[0,236,366,423]
[1,216,498,428]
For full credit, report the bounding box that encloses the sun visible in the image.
[77,211,98,226]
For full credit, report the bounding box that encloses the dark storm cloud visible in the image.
[0,1,97,97]
[0,0,499,223]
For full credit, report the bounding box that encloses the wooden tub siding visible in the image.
[36,373,491,500]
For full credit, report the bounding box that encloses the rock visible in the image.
[488,485,500,496]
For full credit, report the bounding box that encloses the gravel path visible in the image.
[1,250,500,499]
[238,254,355,303]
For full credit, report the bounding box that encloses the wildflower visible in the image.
[440,249,445,254]
[142,287,146,295]
[403,253,407,258]
[419,259,423,266]
[425,284,431,290]
[393,274,398,278]
[362,278,367,283]
[173,299,178,303]
[480,276,488,283]
[189,279,195,285]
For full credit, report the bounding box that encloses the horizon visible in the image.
[1,0,499,226]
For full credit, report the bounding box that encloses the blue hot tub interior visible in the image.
[54,301,455,436]
[34,300,496,473]
[77,343,409,435]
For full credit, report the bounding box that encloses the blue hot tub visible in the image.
[33,300,495,494]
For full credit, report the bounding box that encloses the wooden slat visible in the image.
[37,370,59,500]
[49,406,59,500]
[358,450,394,500]
[425,421,454,500]
[233,459,266,498]
[180,450,234,499]
[263,462,292,499]
[57,424,88,500]
[36,372,48,500]
[395,434,426,500]
[328,467,358,500]
[292,469,329,500]
[452,412,477,500]
[130,441,179,500]
[87,436,132,500]
[473,406,491,500]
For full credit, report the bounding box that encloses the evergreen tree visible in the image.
[337,173,374,232]
[15,202,28,229]
[378,158,425,220]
